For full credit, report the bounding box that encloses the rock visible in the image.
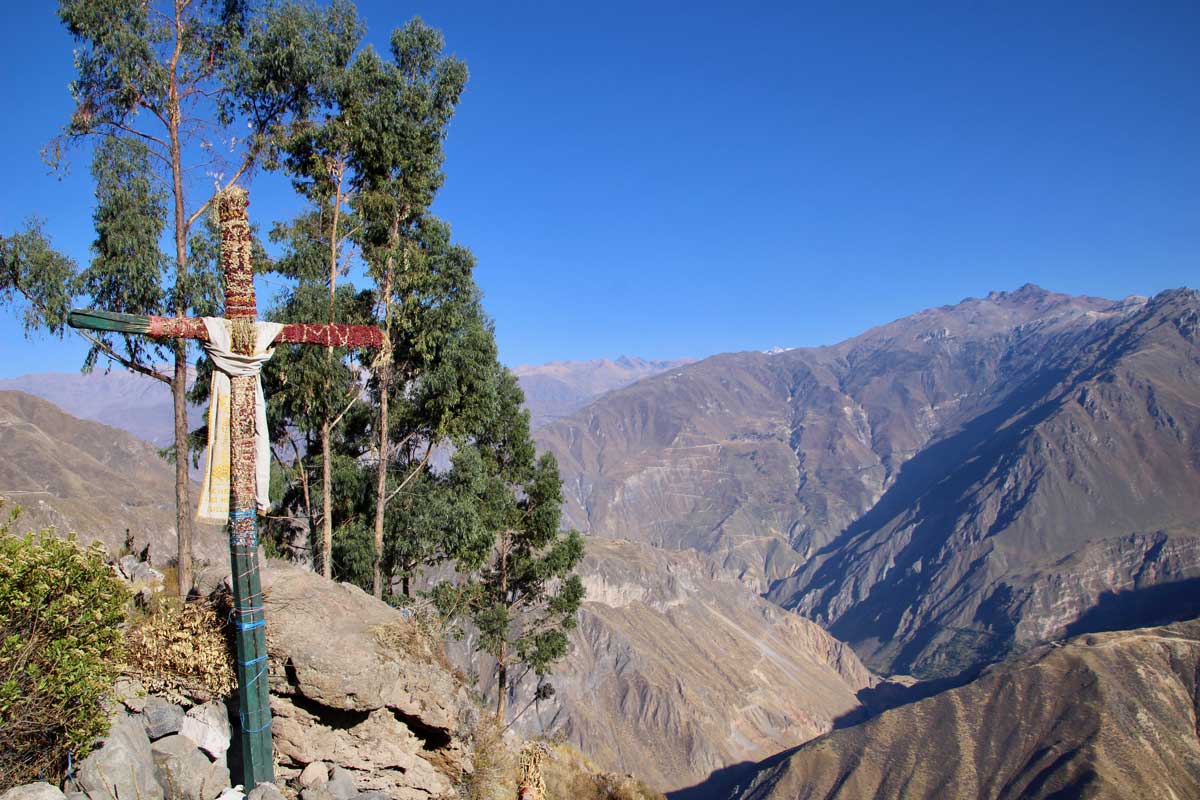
[261,564,473,799]
[70,711,164,800]
[245,784,285,800]
[271,697,453,799]
[118,554,140,580]
[262,564,467,730]
[180,701,232,760]
[353,794,389,800]
[299,789,336,800]
[215,788,245,800]
[0,783,66,800]
[325,767,356,800]
[115,677,148,713]
[143,695,186,740]
[152,733,229,800]
[297,762,328,789]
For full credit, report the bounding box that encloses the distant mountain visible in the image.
[732,619,1200,800]
[0,390,223,569]
[0,356,689,445]
[536,285,1200,677]
[513,356,695,428]
[457,538,876,794]
[0,368,202,448]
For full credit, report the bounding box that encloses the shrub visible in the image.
[124,594,237,702]
[0,500,130,789]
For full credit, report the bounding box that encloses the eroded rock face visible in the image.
[735,620,1200,800]
[467,539,876,793]
[261,562,473,798]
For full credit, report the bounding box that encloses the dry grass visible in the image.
[124,595,237,702]
[373,608,467,685]
[460,716,665,800]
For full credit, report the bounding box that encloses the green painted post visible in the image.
[217,188,275,788]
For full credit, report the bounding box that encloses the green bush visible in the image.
[0,500,130,789]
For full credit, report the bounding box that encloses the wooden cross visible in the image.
[68,188,384,788]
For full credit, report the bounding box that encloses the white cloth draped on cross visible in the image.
[195,317,284,523]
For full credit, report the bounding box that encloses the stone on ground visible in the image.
[143,695,187,740]
[324,767,356,800]
[245,784,285,800]
[70,712,164,800]
[0,783,66,800]
[180,701,232,760]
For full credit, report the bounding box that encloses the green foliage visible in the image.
[77,134,169,371]
[0,221,78,337]
[432,372,586,713]
[0,500,130,789]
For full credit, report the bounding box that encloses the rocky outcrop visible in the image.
[261,562,474,799]
[470,539,875,793]
[733,619,1200,800]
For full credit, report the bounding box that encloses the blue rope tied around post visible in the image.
[240,703,273,735]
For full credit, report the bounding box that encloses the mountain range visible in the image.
[536,285,1200,678]
[0,354,692,446]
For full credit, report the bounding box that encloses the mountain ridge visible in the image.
[535,284,1200,677]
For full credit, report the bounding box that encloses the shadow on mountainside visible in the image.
[1061,577,1200,639]
[667,747,799,800]
[668,580,1200,800]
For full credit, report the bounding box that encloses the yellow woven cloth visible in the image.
[195,318,283,523]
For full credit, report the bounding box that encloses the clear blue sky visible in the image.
[1,1,1197,378]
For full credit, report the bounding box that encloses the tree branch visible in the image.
[10,283,170,384]
[384,440,435,506]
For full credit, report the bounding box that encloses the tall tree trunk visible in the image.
[167,12,191,598]
[172,347,192,596]
[496,533,510,718]
[322,176,342,581]
[369,268,393,599]
[320,420,332,578]
[372,215,398,599]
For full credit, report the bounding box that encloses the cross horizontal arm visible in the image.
[68,309,385,349]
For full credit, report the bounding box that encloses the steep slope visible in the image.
[514,356,694,427]
[0,368,199,447]
[779,288,1200,675]
[0,390,222,565]
[536,286,1200,676]
[484,539,875,793]
[733,619,1200,800]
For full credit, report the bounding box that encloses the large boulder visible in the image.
[179,702,232,761]
[260,562,474,798]
[150,734,229,800]
[0,784,66,800]
[70,712,164,800]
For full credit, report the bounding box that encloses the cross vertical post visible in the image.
[66,188,387,790]
[217,188,274,787]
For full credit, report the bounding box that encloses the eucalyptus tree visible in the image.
[261,212,372,576]
[345,18,470,597]
[446,369,586,718]
[52,0,360,594]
